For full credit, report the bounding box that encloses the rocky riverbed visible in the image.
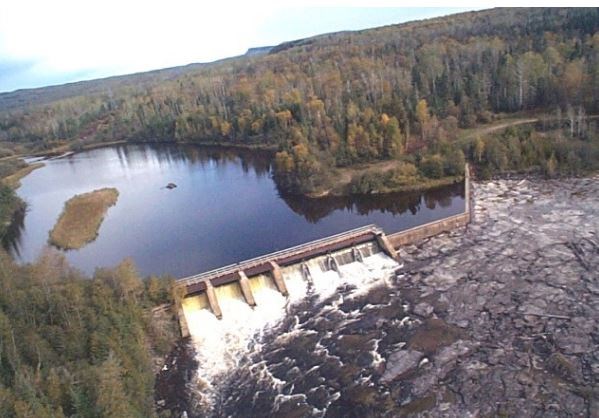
[394,175,599,417]
[166,175,599,417]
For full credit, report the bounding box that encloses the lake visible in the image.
[8,144,464,277]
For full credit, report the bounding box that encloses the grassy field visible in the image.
[49,187,119,250]
[456,117,539,141]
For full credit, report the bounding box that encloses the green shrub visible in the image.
[443,149,466,176]
[419,154,445,179]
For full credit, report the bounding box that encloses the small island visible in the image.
[49,187,119,250]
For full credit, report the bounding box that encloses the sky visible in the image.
[0,2,485,93]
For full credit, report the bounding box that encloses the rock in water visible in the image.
[414,302,434,317]
[381,349,423,383]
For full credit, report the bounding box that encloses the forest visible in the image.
[0,250,176,417]
[0,8,598,194]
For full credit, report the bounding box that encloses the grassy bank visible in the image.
[307,171,464,198]
[315,157,464,197]
[1,161,44,189]
[0,159,40,243]
[49,187,119,250]
[352,175,464,195]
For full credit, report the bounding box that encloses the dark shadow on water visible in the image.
[281,182,465,224]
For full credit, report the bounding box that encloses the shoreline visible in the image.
[3,112,577,199]
[27,139,464,199]
[11,138,598,202]
[306,175,464,199]
[30,138,277,158]
[1,161,45,189]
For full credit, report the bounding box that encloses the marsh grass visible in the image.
[49,187,119,250]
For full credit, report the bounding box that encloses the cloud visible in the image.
[0,59,35,75]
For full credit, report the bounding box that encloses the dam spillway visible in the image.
[179,241,402,408]
[176,225,399,334]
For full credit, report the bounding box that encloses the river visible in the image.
[8,143,464,277]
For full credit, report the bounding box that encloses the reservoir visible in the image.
[8,144,464,277]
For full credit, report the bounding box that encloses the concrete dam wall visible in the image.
[176,165,472,338]
[388,164,471,246]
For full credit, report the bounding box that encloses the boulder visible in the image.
[381,349,423,383]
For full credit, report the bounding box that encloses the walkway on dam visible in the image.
[177,224,398,296]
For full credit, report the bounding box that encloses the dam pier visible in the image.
[176,225,398,334]
[176,165,471,337]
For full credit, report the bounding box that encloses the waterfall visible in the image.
[332,249,354,266]
[248,273,279,299]
[352,246,364,263]
[181,279,289,409]
[214,281,244,302]
[358,242,378,258]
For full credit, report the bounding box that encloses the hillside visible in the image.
[1,7,598,195]
[0,63,209,112]
[245,46,274,56]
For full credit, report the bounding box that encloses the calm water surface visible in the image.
[9,144,464,277]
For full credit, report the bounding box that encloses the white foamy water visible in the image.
[180,246,399,408]
[181,280,288,385]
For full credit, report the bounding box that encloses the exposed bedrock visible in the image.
[392,176,599,417]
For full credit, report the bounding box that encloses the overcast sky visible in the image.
[0,2,478,93]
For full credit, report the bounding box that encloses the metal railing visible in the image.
[177,224,383,287]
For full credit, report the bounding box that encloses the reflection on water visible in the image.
[2,204,25,256]
[9,143,464,277]
[282,183,461,223]
[111,143,273,178]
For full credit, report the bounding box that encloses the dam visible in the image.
[175,165,471,338]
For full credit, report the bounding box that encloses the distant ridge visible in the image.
[245,46,274,56]
[0,45,279,110]
[0,63,205,112]
[2,7,597,118]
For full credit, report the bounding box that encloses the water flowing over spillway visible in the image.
[180,244,400,415]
